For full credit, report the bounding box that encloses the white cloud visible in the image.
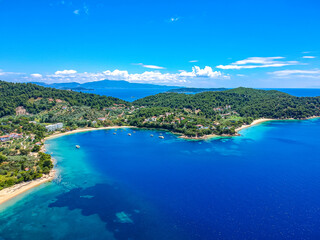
[73,9,80,15]
[133,63,166,69]
[302,56,316,59]
[142,65,165,70]
[232,57,284,65]
[179,66,226,78]
[269,69,320,78]
[169,17,179,22]
[30,73,43,78]
[83,4,89,15]
[22,67,229,85]
[189,60,198,63]
[55,70,77,75]
[216,57,300,70]
[0,69,23,76]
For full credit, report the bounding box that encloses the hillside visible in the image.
[133,87,320,119]
[0,81,129,117]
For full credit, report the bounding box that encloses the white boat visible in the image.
[128,133,131,136]
[76,145,80,149]
[159,136,164,139]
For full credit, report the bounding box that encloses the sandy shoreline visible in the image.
[235,118,275,132]
[45,126,134,140]
[0,169,56,206]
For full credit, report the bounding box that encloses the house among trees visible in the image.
[0,135,10,142]
[15,106,27,116]
[0,133,23,142]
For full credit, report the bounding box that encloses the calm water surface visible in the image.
[78,88,320,102]
[0,119,320,240]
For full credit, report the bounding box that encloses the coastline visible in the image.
[178,133,219,140]
[235,118,275,132]
[0,126,133,206]
[1,118,319,206]
[178,118,275,140]
[0,169,56,206]
[44,126,134,140]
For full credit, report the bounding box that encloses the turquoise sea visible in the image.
[1,118,320,239]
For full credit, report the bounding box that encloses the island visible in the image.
[0,80,319,198]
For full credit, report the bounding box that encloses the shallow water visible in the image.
[1,119,320,239]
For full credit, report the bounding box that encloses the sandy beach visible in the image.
[0,169,56,205]
[235,118,275,132]
[45,126,134,140]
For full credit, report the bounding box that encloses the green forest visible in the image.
[134,87,320,119]
[0,80,128,117]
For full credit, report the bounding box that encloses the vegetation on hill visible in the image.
[0,80,128,117]
[167,87,227,93]
[134,87,320,119]
[0,81,130,190]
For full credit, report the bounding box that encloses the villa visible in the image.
[45,123,63,132]
[0,135,10,142]
[0,133,23,142]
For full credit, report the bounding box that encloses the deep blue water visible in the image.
[265,88,320,97]
[78,88,171,102]
[78,88,320,102]
[1,119,320,239]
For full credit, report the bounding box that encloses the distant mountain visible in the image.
[31,80,179,91]
[167,87,227,93]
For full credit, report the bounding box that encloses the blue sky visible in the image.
[0,0,320,87]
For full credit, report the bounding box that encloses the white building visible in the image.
[46,123,63,132]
